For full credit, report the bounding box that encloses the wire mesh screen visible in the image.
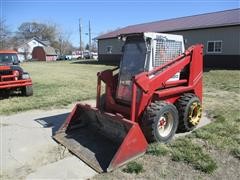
[154,39,182,67]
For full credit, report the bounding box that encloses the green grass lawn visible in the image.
[0,61,113,115]
[193,70,240,158]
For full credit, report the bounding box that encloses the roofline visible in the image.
[97,23,240,40]
[22,37,46,45]
[124,8,240,29]
[162,23,240,33]
[31,37,48,46]
[16,37,47,48]
[96,8,240,40]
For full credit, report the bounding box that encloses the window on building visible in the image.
[207,42,214,52]
[214,41,222,52]
[106,46,112,54]
[207,41,222,53]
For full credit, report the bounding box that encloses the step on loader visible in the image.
[54,32,203,172]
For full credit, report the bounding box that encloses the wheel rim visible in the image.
[188,102,202,126]
[157,112,174,137]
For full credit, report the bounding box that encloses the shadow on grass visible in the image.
[34,109,208,137]
[203,67,240,72]
[35,112,69,135]
[0,94,10,100]
[71,60,119,66]
[0,91,22,100]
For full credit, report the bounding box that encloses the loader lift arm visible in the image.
[97,44,203,122]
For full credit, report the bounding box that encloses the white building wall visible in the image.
[17,39,46,60]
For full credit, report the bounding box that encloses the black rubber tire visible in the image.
[141,101,179,143]
[22,85,33,96]
[176,93,202,132]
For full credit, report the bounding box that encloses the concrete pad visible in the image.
[1,109,69,174]
[0,100,97,179]
[26,157,97,180]
[198,112,212,127]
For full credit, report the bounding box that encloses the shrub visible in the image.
[122,161,144,174]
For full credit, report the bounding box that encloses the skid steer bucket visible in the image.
[53,103,148,172]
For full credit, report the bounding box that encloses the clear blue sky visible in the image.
[1,0,239,47]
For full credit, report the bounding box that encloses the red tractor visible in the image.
[0,50,33,97]
[54,32,203,172]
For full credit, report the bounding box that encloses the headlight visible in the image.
[22,73,30,79]
[13,70,19,80]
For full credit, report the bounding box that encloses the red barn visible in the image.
[32,46,57,61]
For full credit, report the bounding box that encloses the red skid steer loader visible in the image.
[54,32,203,172]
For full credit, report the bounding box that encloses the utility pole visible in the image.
[79,18,82,51]
[88,20,91,51]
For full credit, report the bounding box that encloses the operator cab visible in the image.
[116,32,185,103]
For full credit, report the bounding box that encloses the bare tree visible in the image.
[0,18,11,49]
[0,21,75,55]
[17,22,58,42]
[15,21,75,54]
[52,31,74,55]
